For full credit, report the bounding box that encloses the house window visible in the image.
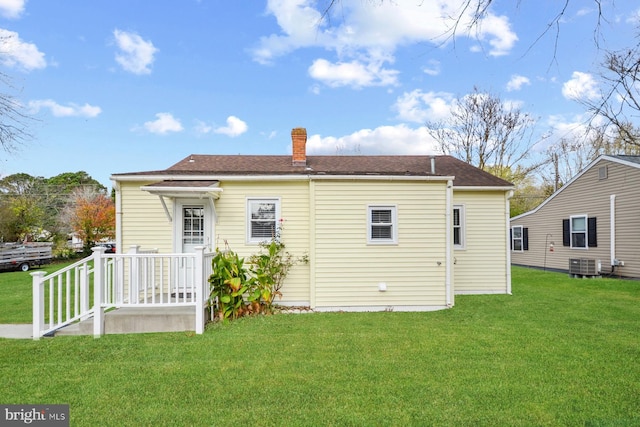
[247,198,280,243]
[563,216,597,248]
[368,205,397,244]
[511,226,528,251]
[182,206,204,245]
[453,205,465,249]
[570,215,587,248]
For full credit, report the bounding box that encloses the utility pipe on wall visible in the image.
[610,194,616,267]
[505,190,514,295]
[445,180,453,307]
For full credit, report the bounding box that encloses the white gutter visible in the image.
[506,190,514,295]
[112,180,122,254]
[113,174,455,183]
[454,185,515,191]
[445,179,453,306]
[610,194,616,266]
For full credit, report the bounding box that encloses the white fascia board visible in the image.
[309,175,454,182]
[511,155,613,221]
[601,155,640,170]
[454,186,514,191]
[113,174,455,182]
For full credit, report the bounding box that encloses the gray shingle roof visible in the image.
[609,155,640,165]
[113,154,512,187]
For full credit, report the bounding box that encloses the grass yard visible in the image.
[0,261,76,324]
[1,266,639,426]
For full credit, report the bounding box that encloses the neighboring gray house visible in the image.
[510,155,640,278]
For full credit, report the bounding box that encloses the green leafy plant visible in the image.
[208,224,308,321]
[208,247,254,321]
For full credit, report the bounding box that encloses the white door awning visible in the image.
[141,180,223,222]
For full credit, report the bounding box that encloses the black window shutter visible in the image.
[523,227,529,251]
[588,217,597,247]
[509,228,512,250]
[562,219,570,246]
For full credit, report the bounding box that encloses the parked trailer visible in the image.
[0,242,53,272]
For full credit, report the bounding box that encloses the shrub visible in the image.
[208,227,308,321]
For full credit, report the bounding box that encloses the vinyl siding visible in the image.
[213,181,311,304]
[453,190,509,293]
[312,180,448,308]
[120,181,174,253]
[510,159,640,277]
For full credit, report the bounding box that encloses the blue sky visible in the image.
[0,0,638,188]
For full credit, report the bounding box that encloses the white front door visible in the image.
[173,200,213,299]
[175,200,213,253]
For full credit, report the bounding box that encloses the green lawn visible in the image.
[0,261,76,323]
[1,266,639,426]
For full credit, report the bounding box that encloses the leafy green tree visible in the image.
[0,173,46,241]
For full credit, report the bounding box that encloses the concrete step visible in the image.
[55,306,196,336]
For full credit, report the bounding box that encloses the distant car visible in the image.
[99,243,116,253]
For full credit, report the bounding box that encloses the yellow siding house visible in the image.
[111,128,513,311]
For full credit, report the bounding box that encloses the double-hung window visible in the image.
[563,216,596,248]
[453,205,465,249]
[510,225,529,251]
[368,205,397,244]
[247,198,280,243]
[570,215,587,248]
[512,226,523,251]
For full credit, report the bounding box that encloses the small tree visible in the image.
[62,187,115,254]
[427,87,543,181]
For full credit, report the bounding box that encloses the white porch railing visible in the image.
[32,246,216,339]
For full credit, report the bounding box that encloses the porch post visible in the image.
[194,246,205,334]
[79,265,90,320]
[31,271,46,340]
[92,246,106,338]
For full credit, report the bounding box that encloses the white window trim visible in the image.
[246,197,281,244]
[453,204,466,250]
[511,225,523,252]
[570,214,588,249]
[367,205,398,245]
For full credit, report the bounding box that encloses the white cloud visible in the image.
[214,116,248,137]
[308,58,398,88]
[194,120,213,136]
[143,113,183,135]
[393,90,455,123]
[474,14,518,56]
[506,74,531,91]
[0,0,25,19]
[626,8,640,24]
[562,71,599,100]
[306,124,438,155]
[113,29,158,75]
[28,99,101,118]
[0,28,46,71]
[422,60,441,76]
[252,0,518,79]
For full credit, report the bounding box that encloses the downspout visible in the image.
[309,178,316,309]
[505,190,514,295]
[445,180,453,307]
[610,195,616,268]
[113,180,122,254]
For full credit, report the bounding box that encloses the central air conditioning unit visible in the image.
[569,258,598,276]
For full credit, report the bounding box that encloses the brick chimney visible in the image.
[291,127,307,166]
